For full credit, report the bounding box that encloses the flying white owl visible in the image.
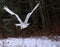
[3,3,40,29]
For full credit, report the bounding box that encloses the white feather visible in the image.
[3,6,22,23]
[3,6,15,15]
[14,14,22,23]
[24,3,40,23]
[31,3,40,14]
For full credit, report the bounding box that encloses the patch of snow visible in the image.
[0,40,3,47]
[0,36,60,47]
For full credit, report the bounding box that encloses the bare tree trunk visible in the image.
[43,0,51,32]
[39,0,46,30]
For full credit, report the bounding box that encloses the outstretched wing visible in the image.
[3,6,15,15]
[24,3,40,23]
[3,6,22,23]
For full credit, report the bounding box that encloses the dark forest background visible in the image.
[0,0,60,38]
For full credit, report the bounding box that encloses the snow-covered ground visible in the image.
[0,36,60,47]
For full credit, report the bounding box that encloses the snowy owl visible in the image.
[3,3,40,29]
